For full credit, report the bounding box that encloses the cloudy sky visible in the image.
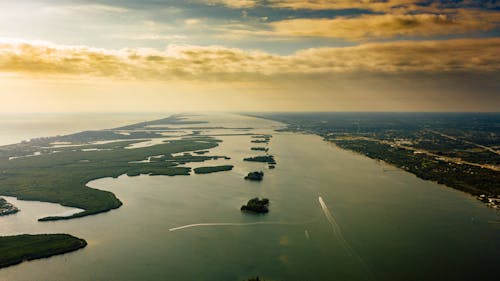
[0,0,499,112]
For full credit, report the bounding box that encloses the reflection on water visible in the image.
[0,113,499,281]
[0,196,83,236]
[0,112,167,146]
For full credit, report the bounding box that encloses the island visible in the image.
[251,147,269,152]
[193,150,209,155]
[0,234,87,269]
[241,198,269,213]
[193,165,234,174]
[251,135,272,144]
[0,197,19,216]
[251,139,269,144]
[243,155,276,165]
[244,171,264,181]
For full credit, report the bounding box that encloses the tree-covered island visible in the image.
[0,234,87,269]
[193,165,234,174]
[241,198,269,213]
[244,171,264,181]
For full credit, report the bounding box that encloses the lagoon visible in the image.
[0,114,498,281]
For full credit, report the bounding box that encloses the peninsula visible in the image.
[0,116,226,221]
[0,234,87,269]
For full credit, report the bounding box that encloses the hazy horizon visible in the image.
[1,0,499,112]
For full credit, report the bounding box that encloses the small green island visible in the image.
[0,197,19,216]
[243,155,276,165]
[241,198,269,213]
[0,234,87,269]
[193,165,234,174]
[251,135,272,144]
[244,171,264,181]
[251,147,269,152]
[251,139,269,144]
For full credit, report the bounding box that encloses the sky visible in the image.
[0,0,499,112]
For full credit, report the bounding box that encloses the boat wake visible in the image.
[318,196,353,255]
[169,220,314,232]
[318,196,374,279]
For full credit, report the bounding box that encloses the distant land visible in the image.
[253,112,500,209]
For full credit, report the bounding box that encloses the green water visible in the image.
[0,114,498,281]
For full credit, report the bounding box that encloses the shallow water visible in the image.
[0,114,499,281]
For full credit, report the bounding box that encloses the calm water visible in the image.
[0,112,167,145]
[0,114,499,281]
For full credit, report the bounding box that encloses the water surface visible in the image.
[0,114,498,281]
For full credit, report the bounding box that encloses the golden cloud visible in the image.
[201,0,418,11]
[205,0,499,13]
[204,1,499,41]
[267,0,418,12]
[226,9,499,41]
[203,0,258,8]
[0,38,498,82]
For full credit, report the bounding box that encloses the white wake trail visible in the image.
[318,196,353,256]
[318,196,374,279]
[169,221,312,232]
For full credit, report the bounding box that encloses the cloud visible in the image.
[264,10,499,40]
[203,0,258,8]
[0,37,498,82]
[198,1,499,41]
[267,0,416,12]
[215,0,499,12]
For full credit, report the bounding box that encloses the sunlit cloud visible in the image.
[1,37,498,83]
[215,0,499,12]
[203,0,258,8]
[264,10,499,40]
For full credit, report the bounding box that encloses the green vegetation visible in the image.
[193,165,234,174]
[243,155,276,165]
[0,197,19,216]
[244,171,264,181]
[333,139,500,196]
[0,117,224,221]
[0,234,87,269]
[241,198,269,213]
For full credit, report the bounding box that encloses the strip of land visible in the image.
[0,234,87,269]
[193,165,234,174]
